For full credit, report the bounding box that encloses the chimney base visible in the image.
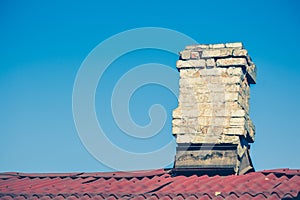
[174,143,254,175]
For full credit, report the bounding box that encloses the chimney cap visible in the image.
[178,42,256,84]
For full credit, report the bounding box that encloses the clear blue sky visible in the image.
[1,0,299,172]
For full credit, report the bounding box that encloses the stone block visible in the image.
[173,122,199,135]
[223,76,243,84]
[202,76,226,85]
[230,109,246,117]
[175,134,192,143]
[190,51,200,59]
[201,49,233,58]
[179,79,192,90]
[172,118,185,128]
[225,92,242,102]
[233,49,248,57]
[223,127,246,135]
[225,84,241,92]
[227,67,244,76]
[205,83,226,93]
[237,98,249,113]
[225,101,244,110]
[196,102,246,117]
[210,43,225,48]
[190,76,212,85]
[175,132,241,144]
[173,107,182,119]
[197,94,211,103]
[185,44,209,50]
[179,94,197,104]
[216,58,247,67]
[176,59,206,69]
[195,88,210,94]
[199,68,226,76]
[206,58,216,68]
[181,108,200,118]
[197,92,225,103]
[208,125,228,134]
[219,135,240,144]
[172,126,181,134]
[198,116,230,127]
[180,68,201,78]
[225,42,243,48]
[175,133,224,144]
[229,117,246,126]
[180,50,191,60]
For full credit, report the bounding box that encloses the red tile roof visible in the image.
[1,168,300,199]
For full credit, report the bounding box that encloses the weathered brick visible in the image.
[180,50,191,60]
[177,133,241,144]
[199,68,225,76]
[223,76,243,84]
[229,117,246,126]
[223,127,246,135]
[216,58,247,67]
[225,42,243,48]
[225,92,242,102]
[204,83,226,92]
[219,135,240,144]
[173,107,182,119]
[227,67,244,76]
[206,58,216,68]
[230,109,246,117]
[233,49,248,57]
[201,49,233,58]
[210,43,225,48]
[176,59,206,69]
[225,84,241,92]
[190,51,200,59]
[185,44,209,50]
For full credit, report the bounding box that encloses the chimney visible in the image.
[172,42,256,175]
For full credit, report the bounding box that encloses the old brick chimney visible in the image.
[172,42,256,175]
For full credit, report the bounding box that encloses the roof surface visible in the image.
[1,168,300,199]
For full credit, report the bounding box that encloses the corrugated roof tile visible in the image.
[1,169,300,199]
